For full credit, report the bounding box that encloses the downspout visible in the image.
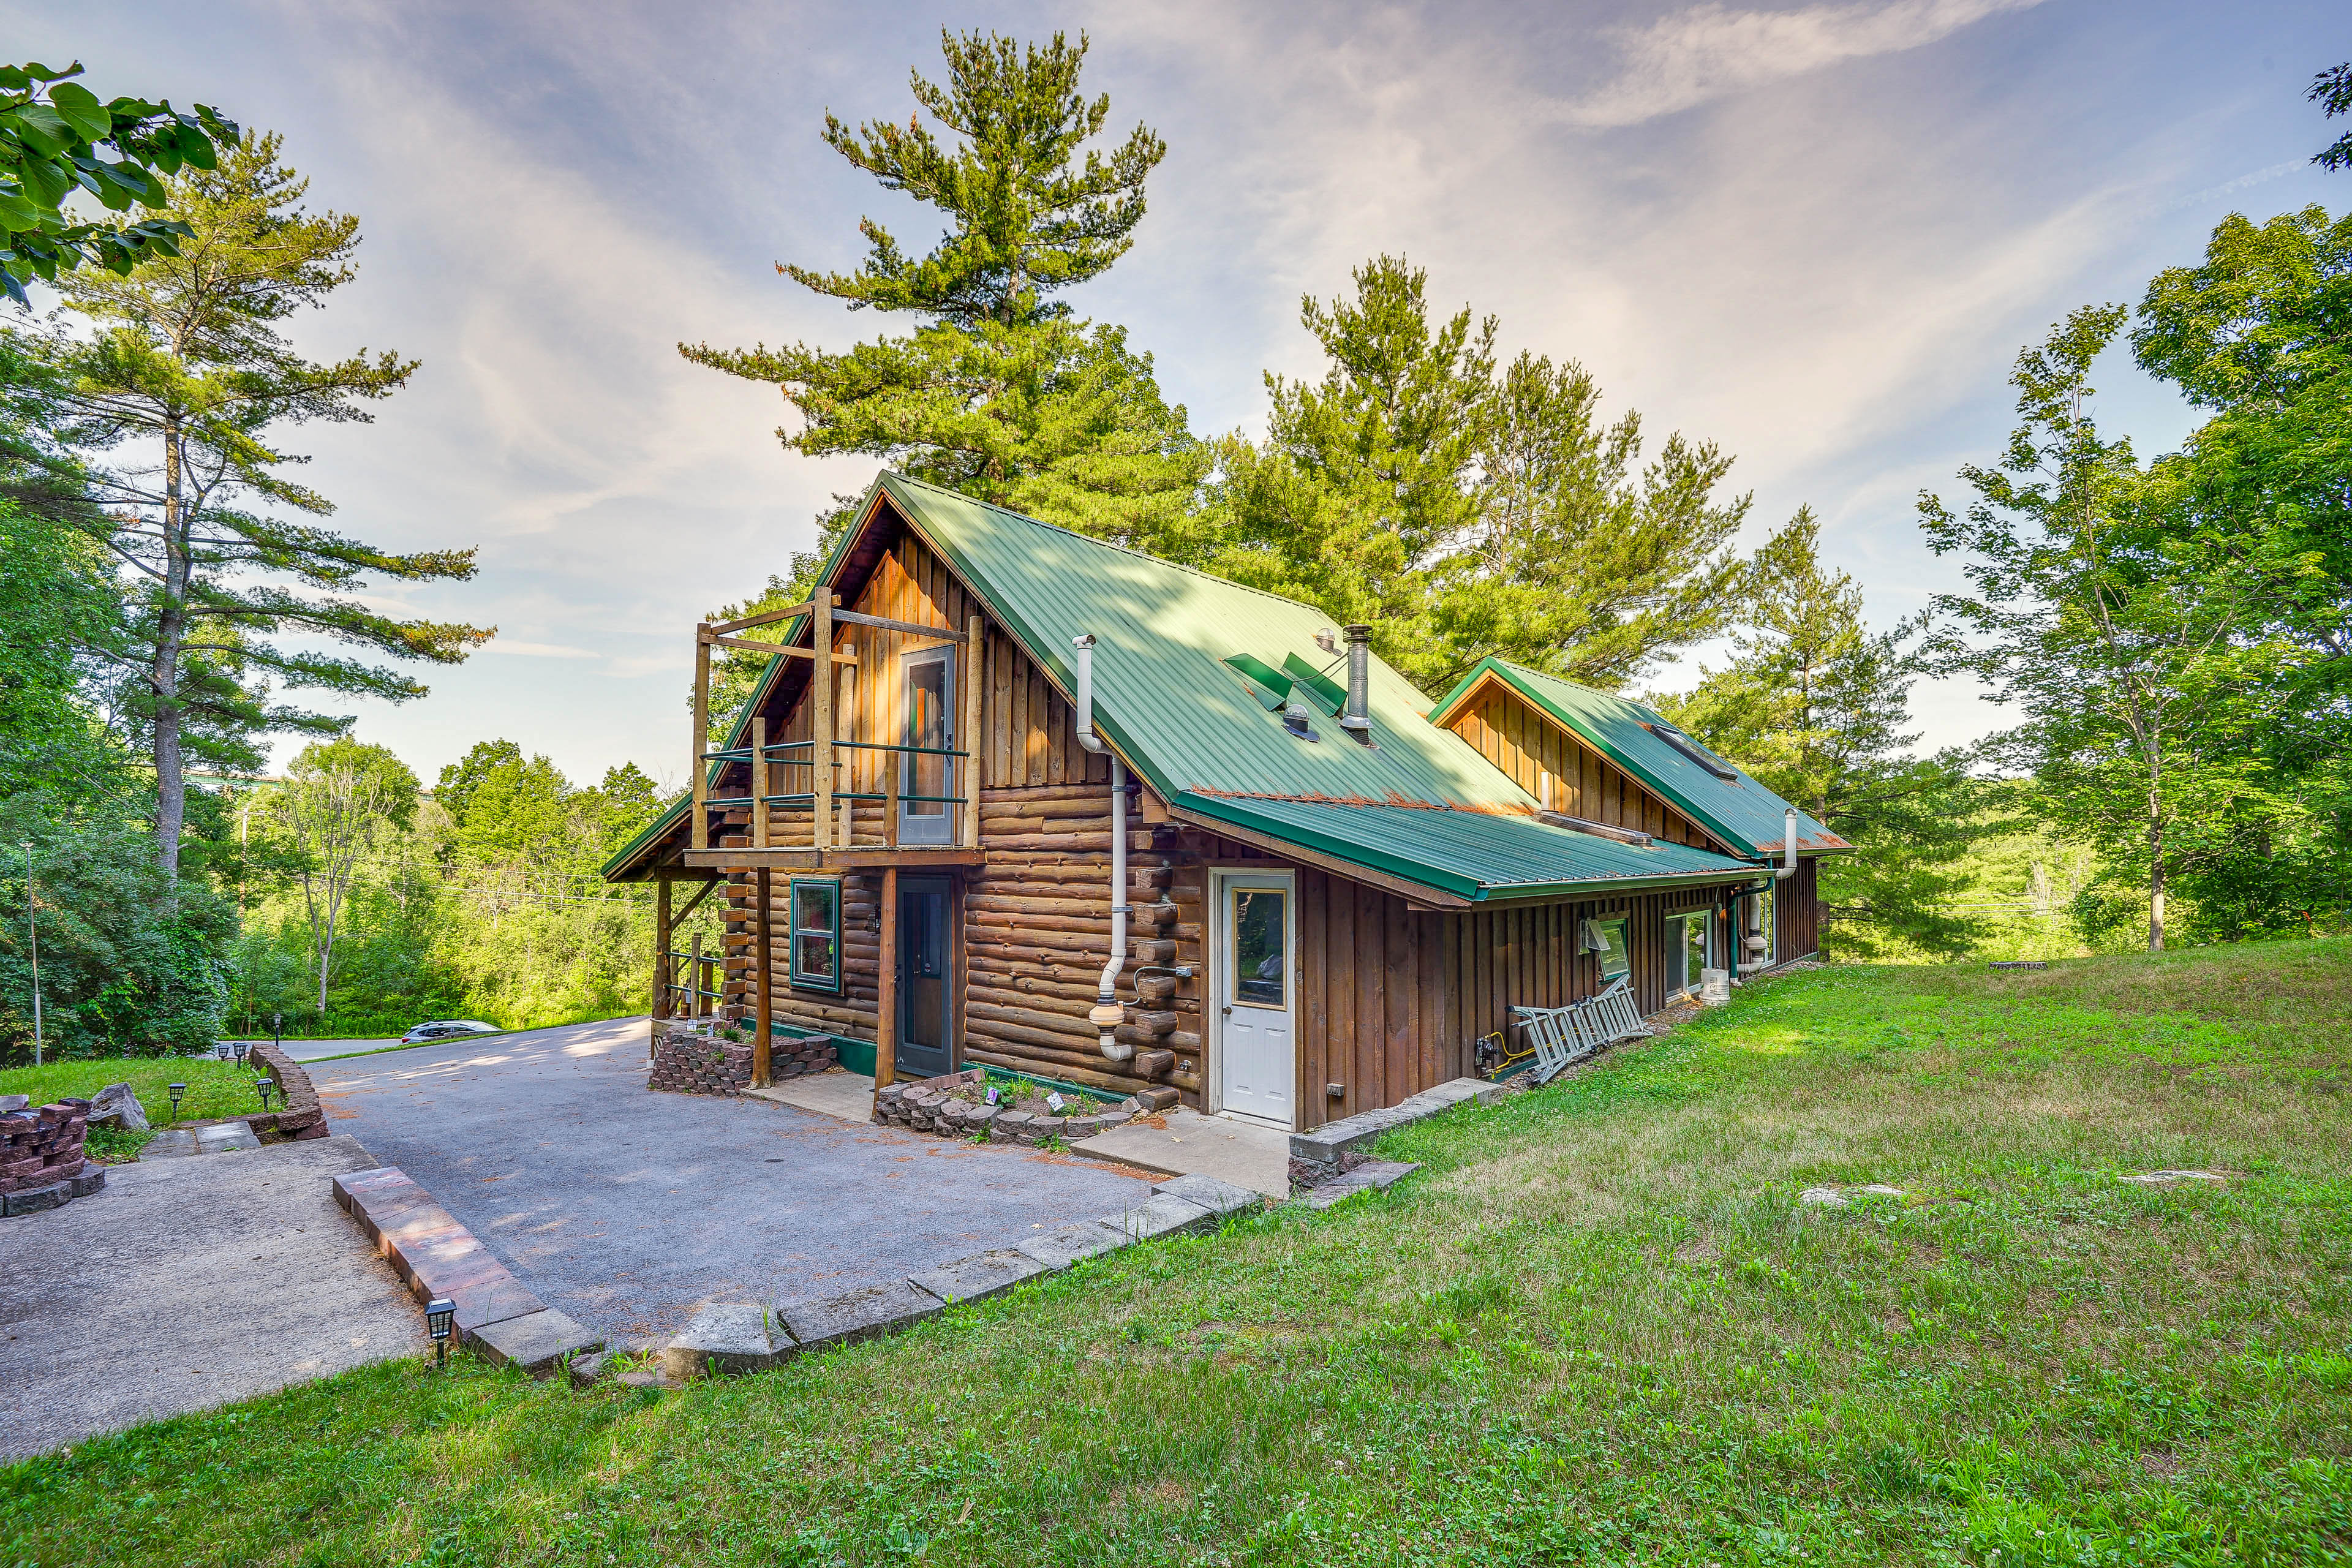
[1736,810,1801,976]
[1071,635,1133,1062]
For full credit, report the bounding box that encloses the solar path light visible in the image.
[425,1298,456,1365]
[168,1083,186,1121]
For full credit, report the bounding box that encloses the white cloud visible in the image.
[1564,0,2049,127]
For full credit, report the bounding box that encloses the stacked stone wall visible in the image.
[651,1030,753,1095]
[0,1098,105,1216]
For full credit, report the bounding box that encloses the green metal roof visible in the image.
[880,475,1763,900]
[1427,656,1849,858]
[1178,796,1771,902]
[601,473,1776,900]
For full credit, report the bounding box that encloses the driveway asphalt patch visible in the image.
[314,1017,1152,1346]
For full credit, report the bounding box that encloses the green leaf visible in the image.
[7,102,73,156]
[15,156,69,208]
[47,81,113,143]
[0,186,39,231]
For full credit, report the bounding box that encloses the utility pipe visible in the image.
[1071,635,1133,1062]
[1340,624,1372,740]
[1776,807,1799,880]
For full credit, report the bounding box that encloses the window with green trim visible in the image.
[789,878,842,993]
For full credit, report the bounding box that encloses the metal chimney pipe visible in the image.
[1775,807,1798,881]
[1340,624,1371,737]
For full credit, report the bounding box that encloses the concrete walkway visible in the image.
[314,1017,1154,1347]
[1075,1107,1293,1198]
[0,1135,425,1461]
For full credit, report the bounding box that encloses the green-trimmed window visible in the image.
[1592,916,1632,982]
[790,878,842,993]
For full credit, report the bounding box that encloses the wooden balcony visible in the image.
[685,593,985,872]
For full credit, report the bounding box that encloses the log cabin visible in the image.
[601,472,1845,1131]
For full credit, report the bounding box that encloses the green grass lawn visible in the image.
[0,1057,273,1161]
[5,941,2348,1566]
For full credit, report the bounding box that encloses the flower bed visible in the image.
[871,1067,1142,1146]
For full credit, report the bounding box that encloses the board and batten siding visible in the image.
[1444,680,1717,850]
[716,510,1821,1126]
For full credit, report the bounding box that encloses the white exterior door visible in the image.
[1214,870,1295,1128]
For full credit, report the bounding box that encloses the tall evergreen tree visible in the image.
[1212,256,1755,690]
[682,26,1204,636]
[1660,511,1979,957]
[1208,256,1494,684]
[1438,348,1751,690]
[51,132,491,876]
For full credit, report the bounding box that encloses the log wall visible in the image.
[715,505,1822,1128]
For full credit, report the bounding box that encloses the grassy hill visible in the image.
[6,940,2347,1566]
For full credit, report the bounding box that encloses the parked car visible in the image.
[399,1019,502,1045]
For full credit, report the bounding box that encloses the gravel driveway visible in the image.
[312,1016,1152,1345]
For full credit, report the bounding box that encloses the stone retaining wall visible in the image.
[246,1043,330,1141]
[649,1025,842,1096]
[650,1030,754,1095]
[872,1067,1153,1147]
[0,1098,105,1216]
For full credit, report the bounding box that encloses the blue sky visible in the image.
[14,1,2347,790]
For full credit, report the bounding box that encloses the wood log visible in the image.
[980,783,1112,804]
[967,910,1132,937]
[967,990,1109,1028]
[1133,1049,1175,1079]
[962,1012,1101,1055]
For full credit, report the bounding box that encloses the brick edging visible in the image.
[333,1164,603,1374]
[246,1043,330,1141]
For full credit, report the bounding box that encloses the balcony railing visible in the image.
[688,592,984,854]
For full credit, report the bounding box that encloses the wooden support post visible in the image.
[885,728,901,848]
[813,593,835,850]
[691,624,710,851]
[875,866,898,1088]
[752,716,769,849]
[753,867,773,1087]
[651,877,671,1058]
[961,616,983,847]
[690,932,704,1019]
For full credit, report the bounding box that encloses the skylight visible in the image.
[1646,722,1740,781]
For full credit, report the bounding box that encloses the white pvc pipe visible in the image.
[1776,806,1798,881]
[1071,636,1133,1060]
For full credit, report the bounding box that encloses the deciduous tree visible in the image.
[275,736,418,1016]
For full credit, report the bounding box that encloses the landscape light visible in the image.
[252,1075,274,1111]
[168,1082,186,1120]
[214,1042,230,1061]
[425,1298,456,1365]
[233,1040,249,1064]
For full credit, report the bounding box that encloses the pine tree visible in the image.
[53,132,490,876]
[1659,511,1980,957]
[1437,349,1751,690]
[1213,255,1754,691]
[681,27,1202,600]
